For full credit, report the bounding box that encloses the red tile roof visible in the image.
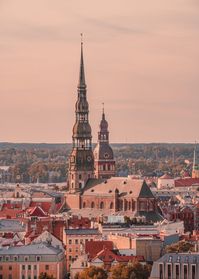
[85,241,113,259]
[175,178,199,187]
[91,247,144,269]
[30,202,52,213]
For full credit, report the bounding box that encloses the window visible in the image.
[13,256,18,261]
[69,256,72,261]
[69,239,72,244]
[175,264,180,279]
[34,276,37,279]
[9,266,12,271]
[0,257,2,262]
[36,256,41,262]
[79,174,82,179]
[5,256,9,261]
[184,265,188,279]
[159,264,163,279]
[22,265,25,270]
[192,265,196,279]
[100,201,104,209]
[167,264,171,279]
[34,265,37,270]
[75,239,78,244]
[91,202,95,208]
[0,266,2,271]
[69,248,72,252]
[28,265,31,270]
[22,276,25,279]
[8,275,12,279]
[24,256,29,262]
[45,265,49,270]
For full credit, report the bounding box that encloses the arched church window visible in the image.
[79,182,82,188]
[110,202,113,209]
[100,202,104,209]
[83,202,86,208]
[91,202,95,208]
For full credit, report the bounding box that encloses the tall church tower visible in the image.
[68,39,94,193]
[93,106,115,179]
[192,145,199,178]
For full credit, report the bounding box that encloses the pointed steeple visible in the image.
[192,142,199,178]
[78,34,86,88]
[193,147,196,169]
[102,102,105,120]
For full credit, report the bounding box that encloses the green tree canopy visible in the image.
[165,241,194,253]
[109,262,151,279]
[75,266,108,279]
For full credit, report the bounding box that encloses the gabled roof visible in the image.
[26,206,47,217]
[83,177,154,199]
[0,243,62,255]
[138,181,154,199]
[91,247,144,265]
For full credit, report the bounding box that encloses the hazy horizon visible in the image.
[1,0,199,143]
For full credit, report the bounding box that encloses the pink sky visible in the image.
[1,0,199,143]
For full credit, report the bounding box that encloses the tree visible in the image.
[39,273,56,279]
[109,262,151,279]
[165,240,194,253]
[75,266,108,279]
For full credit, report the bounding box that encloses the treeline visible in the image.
[0,143,196,183]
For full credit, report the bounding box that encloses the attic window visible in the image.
[104,180,107,184]
[109,190,112,193]
[123,181,127,184]
[129,191,132,194]
[91,189,94,192]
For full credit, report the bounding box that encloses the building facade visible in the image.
[63,228,101,270]
[0,243,65,279]
[150,253,199,279]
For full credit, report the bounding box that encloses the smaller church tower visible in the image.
[93,106,115,179]
[192,145,199,178]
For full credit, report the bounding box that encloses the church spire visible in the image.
[192,142,199,178]
[68,37,94,193]
[78,34,86,88]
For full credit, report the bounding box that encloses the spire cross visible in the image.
[102,102,104,114]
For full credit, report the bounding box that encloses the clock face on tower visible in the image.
[104,153,109,159]
[87,156,92,162]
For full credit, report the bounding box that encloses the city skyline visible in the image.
[1,0,199,143]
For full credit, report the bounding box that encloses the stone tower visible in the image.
[192,145,199,178]
[68,40,94,193]
[93,106,115,179]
